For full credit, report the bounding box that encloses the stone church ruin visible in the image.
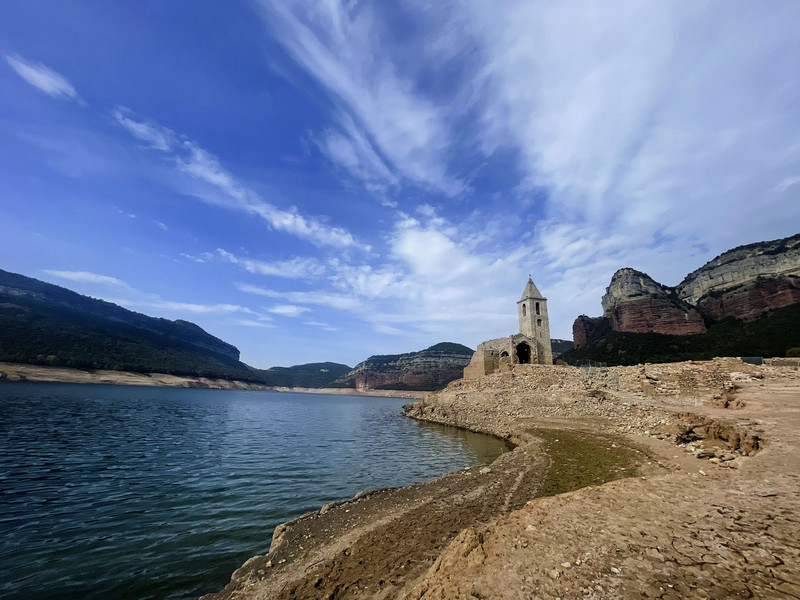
[463,277,553,379]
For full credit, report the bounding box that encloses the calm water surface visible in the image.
[0,383,509,599]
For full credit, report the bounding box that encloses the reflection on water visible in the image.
[0,383,509,600]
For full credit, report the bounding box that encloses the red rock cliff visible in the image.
[573,233,800,345]
[601,268,707,335]
[678,233,800,321]
[572,315,608,349]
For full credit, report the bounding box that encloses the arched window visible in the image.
[535,302,540,315]
[522,304,526,316]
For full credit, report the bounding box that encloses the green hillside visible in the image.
[0,268,258,380]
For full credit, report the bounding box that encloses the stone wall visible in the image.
[463,334,538,379]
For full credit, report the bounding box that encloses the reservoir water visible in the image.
[0,382,510,599]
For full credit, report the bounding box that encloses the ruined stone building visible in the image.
[463,277,553,379]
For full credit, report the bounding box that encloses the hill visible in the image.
[259,362,352,388]
[0,268,258,380]
[550,338,574,358]
[332,342,474,391]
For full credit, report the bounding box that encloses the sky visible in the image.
[2,1,799,369]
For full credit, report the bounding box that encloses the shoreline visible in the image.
[205,358,800,599]
[0,362,427,398]
[202,426,652,600]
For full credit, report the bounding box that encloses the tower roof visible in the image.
[519,277,545,301]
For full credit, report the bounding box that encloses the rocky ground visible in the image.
[204,357,800,599]
[406,359,800,599]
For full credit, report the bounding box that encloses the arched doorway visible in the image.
[515,342,531,364]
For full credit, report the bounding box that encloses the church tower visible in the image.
[517,277,553,365]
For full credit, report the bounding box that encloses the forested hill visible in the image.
[0,268,257,379]
[259,362,352,388]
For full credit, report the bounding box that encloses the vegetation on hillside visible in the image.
[0,268,263,380]
[259,362,352,387]
[562,304,800,366]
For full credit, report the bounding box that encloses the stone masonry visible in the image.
[464,278,553,379]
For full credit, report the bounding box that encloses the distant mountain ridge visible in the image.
[0,268,578,390]
[332,342,474,391]
[0,268,254,379]
[567,233,800,365]
[259,362,352,388]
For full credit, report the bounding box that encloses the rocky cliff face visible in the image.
[332,342,473,391]
[678,233,800,321]
[572,233,800,350]
[601,268,707,335]
[572,316,608,350]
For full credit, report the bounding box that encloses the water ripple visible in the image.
[0,383,509,599]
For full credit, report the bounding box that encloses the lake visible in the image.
[0,383,510,599]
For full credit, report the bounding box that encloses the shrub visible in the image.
[787,347,800,357]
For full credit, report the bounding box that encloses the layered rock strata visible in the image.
[332,342,473,391]
[601,268,706,335]
[574,233,800,348]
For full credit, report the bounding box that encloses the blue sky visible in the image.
[2,1,799,368]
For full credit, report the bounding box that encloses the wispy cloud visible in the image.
[303,320,339,332]
[113,107,177,151]
[43,270,128,287]
[112,107,366,249]
[236,282,362,311]
[256,1,465,197]
[267,304,311,317]
[315,112,398,192]
[214,248,325,279]
[115,298,256,316]
[232,318,275,329]
[5,54,81,102]
[458,2,800,250]
[234,212,532,341]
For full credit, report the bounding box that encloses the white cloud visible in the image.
[180,252,206,263]
[776,176,800,194]
[113,107,177,151]
[215,248,325,279]
[43,270,128,287]
[458,1,800,249]
[315,112,398,190]
[6,54,80,102]
[116,299,255,316]
[232,318,275,329]
[255,1,465,196]
[237,283,362,311]
[267,304,311,317]
[303,320,339,332]
[114,108,366,249]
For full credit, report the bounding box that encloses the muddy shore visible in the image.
[205,358,800,599]
[0,362,425,398]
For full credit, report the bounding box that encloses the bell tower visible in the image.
[517,277,553,365]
